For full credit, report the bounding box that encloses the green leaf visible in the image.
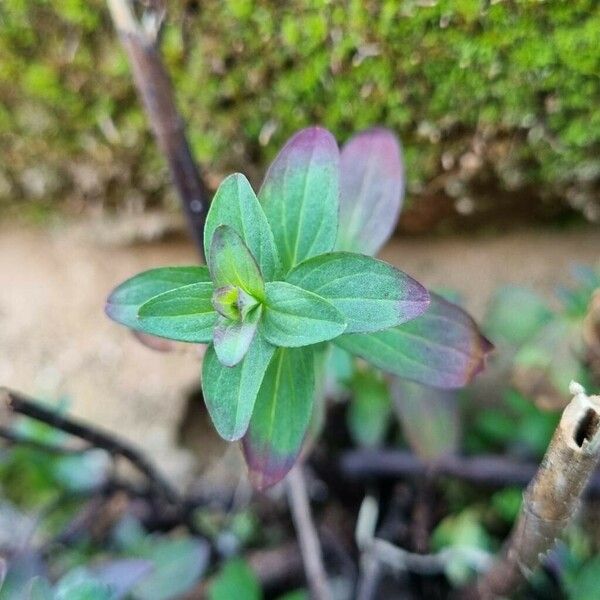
[204,173,280,280]
[391,379,460,461]
[208,559,261,600]
[336,294,493,388]
[484,286,553,346]
[202,334,276,441]
[242,346,315,489]
[105,266,211,331]
[213,306,262,367]
[337,128,404,256]
[259,127,339,273]
[209,225,264,299]
[261,281,347,347]
[54,569,112,600]
[137,282,216,343]
[347,368,392,448]
[286,252,429,333]
[132,537,209,600]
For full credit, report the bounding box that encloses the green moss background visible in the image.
[1,0,599,229]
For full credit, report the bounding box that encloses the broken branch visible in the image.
[475,382,600,598]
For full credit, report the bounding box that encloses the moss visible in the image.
[0,0,598,226]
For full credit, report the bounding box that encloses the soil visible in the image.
[1,220,598,490]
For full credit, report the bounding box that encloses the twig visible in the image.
[106,0,208,256]
[0,424,85,454]
[475,382,600,599]
[355,495,490,599]
[286,465,331,600]
[1,387,180,505]
[339,448,600,495]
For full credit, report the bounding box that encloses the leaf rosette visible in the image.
[106,126,492,489]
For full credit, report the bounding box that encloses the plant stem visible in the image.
[474,382,600,598]
[106,0,208,257]
[286,465,331,600]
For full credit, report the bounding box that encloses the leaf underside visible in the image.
[213,306,262,367]
[242,346,315,490]
[336,294,493,388]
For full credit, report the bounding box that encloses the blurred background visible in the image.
[1,0,599,231]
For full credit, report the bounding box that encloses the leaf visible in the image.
[512,318,587,411]
[391,378,460,461]
[242,346,315,490]
[261,281,347,347]
[336,294,493,388]
[105,266,211,331]
[336,127,404,256]
[204,173,280,280]
[28,577,54,600]
[209,225,264,299]
[132,537,209,600]
[202,334,276,441]
[484,286,553,346]
[137,282,217,343]
[259,126,339,273]
[347,369,392,448]
[54,568,112,600]
[91,559,154,600]
[213,306,262,367]
[208,559,261,600]
[286,252,429,333]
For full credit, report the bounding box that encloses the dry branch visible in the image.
[475,382,600,598]
[106,0,208,255]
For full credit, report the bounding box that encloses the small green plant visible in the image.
[106,127,492,488]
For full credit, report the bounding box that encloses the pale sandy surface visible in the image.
[0,222,598,487]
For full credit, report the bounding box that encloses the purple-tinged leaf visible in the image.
[209,225,264,299]
[242,346,315,490]
[336,294,493,388]
[131,331,205,356]
[213,306,262,367]
[259,127,339,273]
[392,378,460,461]
[347,369,392,448]
[337,128,404,256]
[91,559,154,600]
[286,252,429,333]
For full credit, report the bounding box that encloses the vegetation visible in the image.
[105,126,490,489]
[1,1,599,225]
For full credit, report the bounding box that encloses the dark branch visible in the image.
[339,449,600,495]
[107,0,208,257]
[1,387,180,505]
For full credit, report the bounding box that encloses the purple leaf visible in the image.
[392,378,460,461]
[337,127,404,256]
[336,294,493,388]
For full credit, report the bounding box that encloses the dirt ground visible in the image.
[0,221,598,489]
